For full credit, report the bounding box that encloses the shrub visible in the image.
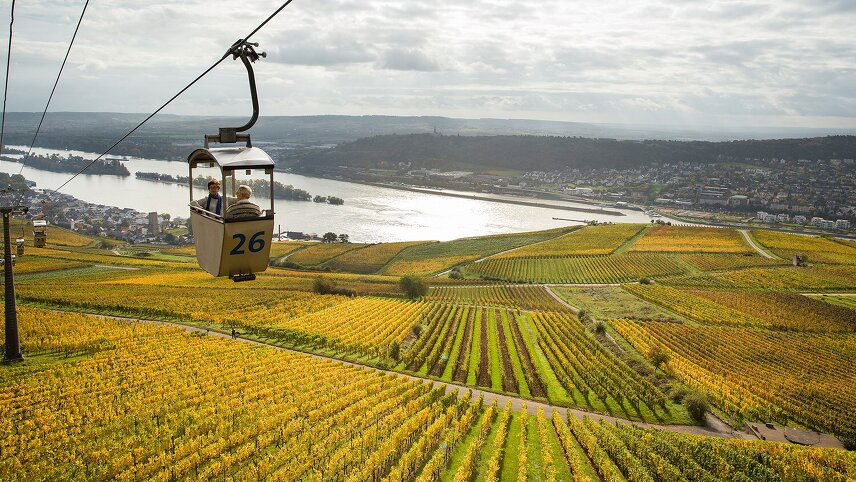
[313,276,337,295]
[276,260,304,270]
[594,321,606,334]
[685,392,708,423]
[669,387,689,403]
[388,342,400,361]
[640,277,652,285]
[399,275,428,299]
[649,346,669,371]
[449,271,463,279]
[331,286,356,297]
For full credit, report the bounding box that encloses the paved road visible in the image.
[739,229,779,259]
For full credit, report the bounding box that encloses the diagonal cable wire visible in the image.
[51,0,297,195]
[19,0,90,175]
[0,0,16,170]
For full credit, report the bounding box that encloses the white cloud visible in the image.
[0,0,852,129]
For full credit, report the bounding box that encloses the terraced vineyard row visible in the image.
[464,253,686,283]
[531,311,667,418]
[425,285,570,311]
[402,305,550,400]
[381,226,576,275]
[751,230,856,264]
[629,225,753,253]
[5,308,851,481]
[678,253,788,271]
[660,264,856,291]
[494,223,642,258]
[614,320,856,449]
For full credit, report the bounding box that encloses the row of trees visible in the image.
[297,133,856,172]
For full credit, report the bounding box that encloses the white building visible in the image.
[777,213,790,223]
[836,219,851,229]
[793,215,807,224]
[810,217,825,226]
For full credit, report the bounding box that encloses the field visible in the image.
[629,226,752,253]
[812,294,856,310]
[689,289,856,333]
[551,286,689,322]
[661,264,856,291]
[2,308,852,481]
[678,253,788,271]
[381,226,575,275]
[323,240,428,273]
[5,223,856,474]
[494,224,642,258]
[751,230,856,264]
[425,285,570,311]
[464,253,686,283]
[625,285,856,332]
[284,242,367,266]
[614,320,856,448]
[8,256,89,275]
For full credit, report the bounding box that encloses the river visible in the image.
[0,145,670,243]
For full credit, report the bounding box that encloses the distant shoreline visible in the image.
[298,174,626,217]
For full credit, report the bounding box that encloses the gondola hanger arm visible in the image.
[205,40,267,148]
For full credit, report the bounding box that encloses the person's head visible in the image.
[236,184,253,200]
[207,179,221,196]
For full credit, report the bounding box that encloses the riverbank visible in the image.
[286,173,626,217]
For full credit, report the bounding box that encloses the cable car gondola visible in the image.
[188,40,273,282]
[32,220,47,248]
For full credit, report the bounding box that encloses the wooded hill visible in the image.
[294,133,856,172]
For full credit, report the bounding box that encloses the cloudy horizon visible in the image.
[1,0,855,131]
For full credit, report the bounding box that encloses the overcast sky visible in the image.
[1,0,855,129]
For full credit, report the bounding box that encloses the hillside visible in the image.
[1,223,855,479]
[293,133,856,172]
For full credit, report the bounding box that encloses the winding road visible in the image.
[739,229,780,259]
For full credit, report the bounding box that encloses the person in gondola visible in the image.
[225,185,262,219]
[193,179,232,216]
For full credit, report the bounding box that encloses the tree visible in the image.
[338,233,350,243]
[313,276,336,295]
[684,392,708,423]
[399,275,428,299]
[388,342,400,361]
[322,232,337,243]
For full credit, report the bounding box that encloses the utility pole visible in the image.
[1,189,26,364]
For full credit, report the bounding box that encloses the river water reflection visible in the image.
[0,145,668,243]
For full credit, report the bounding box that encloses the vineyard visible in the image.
[285,242,367,266]
[323,241,428,273]
[678,253,787,271]
[381,226,575,275]
[9,256,88,275]
[751,230,856,264]
[623,285,787,330]
[614,320,856,448]
[493,224,642,258]
[3,222,856,475]
[628,225,752,253]
[530,311,668,419]
[425,285,570,311]
[464,253,686,283]
[689,289,856,333]
[661,264,856,290]
[1,308,852,481]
